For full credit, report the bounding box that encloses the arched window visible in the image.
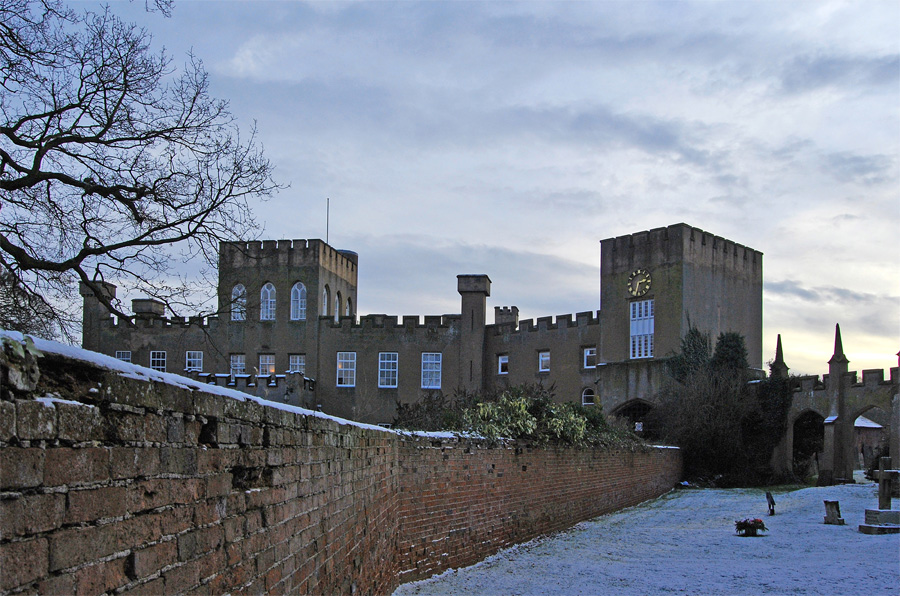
[581,388,595,406]
[260,282,276,321]
[322,286,330,316]
[334,292,341,322]
[231,284,246,321]
[290,282,307,320]
[345,297,353,317]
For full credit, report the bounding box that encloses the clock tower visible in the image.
[599,224,763,368]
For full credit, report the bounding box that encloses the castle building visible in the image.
[81,223,763,425]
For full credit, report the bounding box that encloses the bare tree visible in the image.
[0,0,279,338]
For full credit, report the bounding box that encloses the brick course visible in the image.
[0,354,680,595]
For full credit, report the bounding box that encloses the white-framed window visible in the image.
[290,282,307,320]
[630,299,655,359]
[230,354,246,375]
[185,351,203,372]
[538,351,550,373]
[258,354,275,376]
[337,352,356,387]
[260,282,276,321]
[379,352,399,388]
[150,351,166,372]
[421,352,442,389]
[115,351,131,363]
[289,354,306,374]
[581,388,595,406]
[583,347,597,369]
[231,284,247,321]
[498,355,509,375]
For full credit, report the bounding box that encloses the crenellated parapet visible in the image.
[97,312,220,331]
[603,223,762,272]
[488,310,599,336]
[791,367,899,396]
[219,238,358,275]
[323,313,462,330]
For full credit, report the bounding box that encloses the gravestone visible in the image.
[765,492,776,516]
[823,500,845,525]
[858,457,900,535]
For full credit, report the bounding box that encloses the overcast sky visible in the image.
[102,0,898,376]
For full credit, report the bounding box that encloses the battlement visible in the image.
[98,313,219,330]
[601,223,762,269]
[488,310,599,335]
[324,313,462,330]
[792,367,899,393]
[219,238,358,274]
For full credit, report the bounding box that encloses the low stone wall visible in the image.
[0,340,681,595]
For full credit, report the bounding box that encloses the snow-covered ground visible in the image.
[394,479,899,595]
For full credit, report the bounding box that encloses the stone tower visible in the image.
[599,223,763,368]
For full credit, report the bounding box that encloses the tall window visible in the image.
[258,354,275,376]
[630,299,655,359]
[289,354,306,374]
[421,353,442,389]
[498,355,509,375]
[115,351,131,363]
[337,352,356,387]
[230,354,246,375]
[231,284,247,321]
[334,292,341,322]
[345,298,353,317]
[322,286,330,316]
[538,351,550,373]
[260,282,276,321]
[583,347,597,368]
[185,351,203,372]
[150,351,166,372]
[379,352,399,388]
[290,282,307,320]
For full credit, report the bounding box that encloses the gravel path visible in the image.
[393,480,899,595]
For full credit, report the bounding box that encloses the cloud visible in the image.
[778,54,900,95]
[820,152,895,186]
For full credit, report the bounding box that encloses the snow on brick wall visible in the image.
[0,337,681,595]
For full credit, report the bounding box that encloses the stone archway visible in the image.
[613,399,656,438]
[792,410,824,480]
[852,405,889,472]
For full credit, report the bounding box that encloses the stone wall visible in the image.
[0,338,681,595]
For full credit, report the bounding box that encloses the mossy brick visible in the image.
[163,558,201,593]
[119,575,166,595]
[49,523,118,571]
[110,447,160,480]
[0,537,48,591]
[128,478,203,513]
[160,447,198,475]
[36,572,75,596]
[73,556,129,596]
[166,415,186,443]
[56,401,102,442]
[127,540,177,580]
[144,413,168,443]
[0,447,44,489]
[65,485,127,523]
[104,409,146,442]
[192,392,225,418]
[205,472,233,498]
[177,525,224,561]
[0,400,15,441]
[16,399,57,440]
[43,447,109,487]
[0,492,65,536]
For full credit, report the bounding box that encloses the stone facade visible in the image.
[81,223,764,425]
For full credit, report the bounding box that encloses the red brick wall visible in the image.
[396,437,681,583]
[0,352,680,595]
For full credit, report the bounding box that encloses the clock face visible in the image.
[628,268,652,297]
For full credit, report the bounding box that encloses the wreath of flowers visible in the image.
[735,518,768,536]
